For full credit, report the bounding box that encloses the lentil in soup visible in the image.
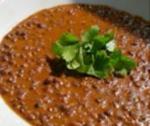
[0,4,150,126]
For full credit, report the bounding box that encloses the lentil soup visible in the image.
[0,4,150,126]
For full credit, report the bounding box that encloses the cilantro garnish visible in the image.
[52,25,136,78]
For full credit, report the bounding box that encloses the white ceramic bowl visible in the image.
[0,0,149,125]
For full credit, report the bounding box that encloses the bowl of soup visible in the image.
[0,0,150,126]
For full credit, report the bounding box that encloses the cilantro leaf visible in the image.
[52,25,136,79]
[94,51,113,77]
[62,44,79,62]
[116,69,128,77]
[106,39,116,52]
[59,33,78,46]
[67,59,80,70]
[118,55,137,72]
[81,25,99,43]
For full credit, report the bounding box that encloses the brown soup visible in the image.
[0,4,150,126]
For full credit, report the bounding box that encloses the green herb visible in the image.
[52,25,136,78]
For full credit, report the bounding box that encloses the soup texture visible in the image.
[0,4,150,126]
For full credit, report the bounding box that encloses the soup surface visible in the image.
[0,4,150,126]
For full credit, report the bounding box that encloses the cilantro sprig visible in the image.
[52,25,136,78]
